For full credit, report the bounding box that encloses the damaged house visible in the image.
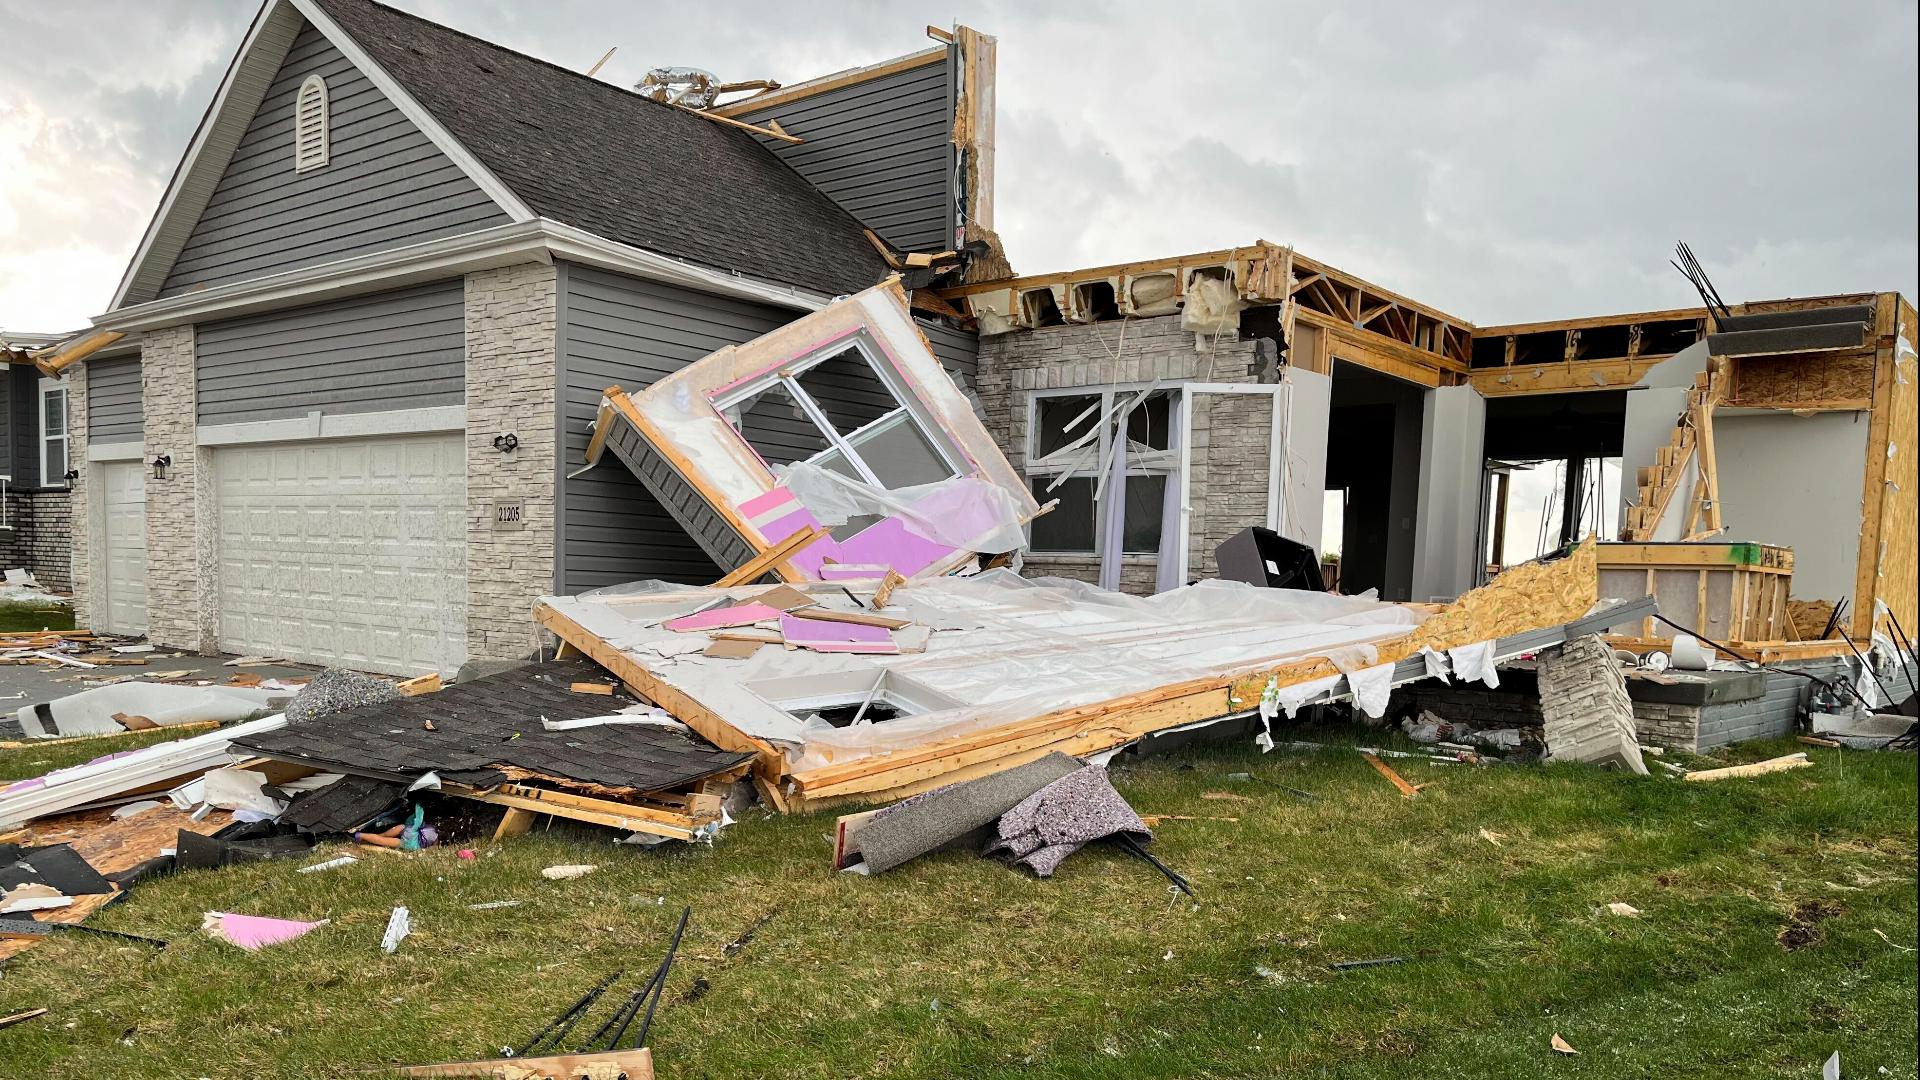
[47,0,996,677]
[35,0,1914,780]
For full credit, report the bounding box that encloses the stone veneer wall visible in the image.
[975,315,1267,594]
[141,325,202,651]
[464,262,558,661]
[0,491,74,595]
[64,359,90,615]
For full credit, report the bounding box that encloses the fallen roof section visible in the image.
[578,280,1042,583]
[537,539,1602,811]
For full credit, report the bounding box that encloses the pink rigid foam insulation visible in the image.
[204,912,327,951]
[833,518,955,577]
[740,487,840,576]
[666,603,786,632]
[779,615,900,654]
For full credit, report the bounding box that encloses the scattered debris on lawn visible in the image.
[0,1006,50,1030]
[381,905,412,954]
[1550,1033,1580,1055]
[1330,956,1407,972]
[542,864,599,881]
[202,911,328,951]
[1683,752,1811,783]
[1606,902,1642,917]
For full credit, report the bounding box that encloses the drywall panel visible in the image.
[1712,409,1869,602]
[1412,385,1487,601]
[1280,368,1330,551]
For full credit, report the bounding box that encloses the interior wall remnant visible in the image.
[1327,361,1424,600]
[1412,385,1487,601]
[1279,370,1330,552]
[1619,386,1690,539]
[1711,410,1869,602]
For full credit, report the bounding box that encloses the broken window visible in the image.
[1025,386,1177,555]
[714,340,963,492]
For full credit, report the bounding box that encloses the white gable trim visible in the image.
[109,0,533,313]
[289,0,531,220]
[93,219,834,334]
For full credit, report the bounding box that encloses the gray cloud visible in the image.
[2,0,1912,332]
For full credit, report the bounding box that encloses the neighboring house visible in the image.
[58,0,994,676]
[0,331,118,593]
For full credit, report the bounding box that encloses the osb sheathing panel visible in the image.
[1728,349,1876,406]
[1856,296,1917,638]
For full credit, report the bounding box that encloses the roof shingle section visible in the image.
[314,0,891,297]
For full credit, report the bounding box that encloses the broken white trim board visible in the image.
[0,713,288,830]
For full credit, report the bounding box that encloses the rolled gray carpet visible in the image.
[852,752,1083,874]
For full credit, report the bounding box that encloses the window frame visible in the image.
[38,376,70,488]
[1024,383,1177,557]
[710,332,967,491]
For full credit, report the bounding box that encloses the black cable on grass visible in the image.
[628,906,691,1050]
[1113,833,1194,897]
[515,969,622,1057]
[1651,612,1870,709]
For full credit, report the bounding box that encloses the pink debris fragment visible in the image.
[203,912,327,951]
[665,602,785,632]
[779,615,900,654]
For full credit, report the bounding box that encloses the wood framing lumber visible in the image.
[450,784,702,841]
[492,806,538,840]
[1361,751,1420,797]
[790,540,1599,802]
[672,100,801,142]
[1682,753,1811,783]
[533,604,785,781]
[872,570,907,608]
[397,673,442,696]
[712,526,826,587]
[397,1047,653,1079]
[32,329,125,377]
[788,606,912,629]
[711,46,946,117]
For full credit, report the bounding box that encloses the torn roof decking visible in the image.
[579,281,1040,583]
[537,540,1602,810]
[234,658,755,794]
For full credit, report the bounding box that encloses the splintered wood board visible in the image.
[0,804,231,959]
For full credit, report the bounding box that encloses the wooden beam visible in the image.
[711,48,947,117]
[1361,751,1421,797]
[712,526,826,588]
[582,390,619,466]
[1475,306,1709,337]
[34,329,126,377]
[671,101,802,143]
[454,785,702,841]
[399,1048,653,1079]
[1683,753,1810,783]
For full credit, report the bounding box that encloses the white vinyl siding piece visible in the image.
[294,74,329,171]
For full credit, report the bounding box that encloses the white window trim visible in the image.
[38,377,69,488]
[1025,383,1177,556]
[711,334,966,489]
[294,74,330,172]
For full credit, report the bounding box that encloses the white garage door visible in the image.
[100,459,149,637]
[215,432,466,676]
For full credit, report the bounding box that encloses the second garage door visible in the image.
[214,432,466,676]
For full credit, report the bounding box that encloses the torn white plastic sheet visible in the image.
[1346,663,1395,718]
[15,682,292,739]
[1448,640,1500,688]
[381,906,411,954]
[1419,646,1451,682]
[540,707,687,734]
[775,460,1030,554]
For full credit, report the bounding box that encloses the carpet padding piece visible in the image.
[854,753,1083,874]
[986,764,1151,877]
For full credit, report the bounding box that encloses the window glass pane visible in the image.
[810,447,863,482]
[46,439,68,483]
[726,381,829,466]
[848,412,952,489]
[1121,474,1168,553]
[1028,476,1095,553]
[1123,390,1173,451]
[794,348,897,437]
[43,390,67,438]
[1033,394,1102,460]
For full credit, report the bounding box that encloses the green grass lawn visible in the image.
[0,731,1913,1079]
[0,599,76,634]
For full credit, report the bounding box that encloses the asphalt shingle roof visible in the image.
[235,658,755,794]
[315,0,892,297]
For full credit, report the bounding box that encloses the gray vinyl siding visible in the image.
[730,54,956,253]
[0,367,18,482]
[86,357,144,444]
[918,319,979,386]
[195,281,465,425]
[158,22,507,297]
[557,263,796,592]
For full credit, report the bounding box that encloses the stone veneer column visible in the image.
[140,325,205,651]
[66,361,93,627]
[464,262,558,662]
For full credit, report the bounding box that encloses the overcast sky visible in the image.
[2,0,1915,333]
